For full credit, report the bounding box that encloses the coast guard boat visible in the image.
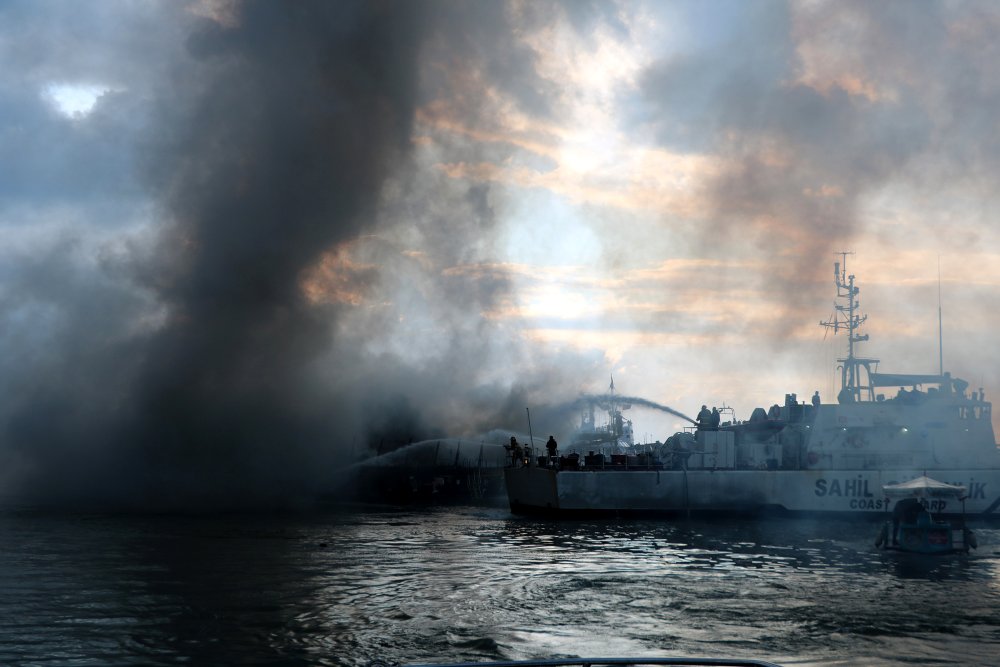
[505,255,1000,517]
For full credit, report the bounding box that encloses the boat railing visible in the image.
[394,658,783,667]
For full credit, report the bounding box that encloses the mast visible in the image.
[609,374,617,438]
[819,252,876,402]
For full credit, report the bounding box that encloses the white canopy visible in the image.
[882,475,967,499]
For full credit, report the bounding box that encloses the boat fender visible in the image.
[875,523,887,548]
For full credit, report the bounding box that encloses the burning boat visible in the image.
[567,377,637,456]
[505,256,1000,517]
[346,438,508,506]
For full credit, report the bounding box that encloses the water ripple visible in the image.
[1,507,998,665]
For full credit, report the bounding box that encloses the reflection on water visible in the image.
[1,506,998,666]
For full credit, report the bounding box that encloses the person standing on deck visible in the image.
[697,405,712,430]
[507,436,522,467]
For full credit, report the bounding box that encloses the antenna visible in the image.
[938,256,943,376]
[819,251,874,401]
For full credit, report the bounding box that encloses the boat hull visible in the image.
[505,466,1000,517]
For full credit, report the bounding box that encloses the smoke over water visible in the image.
[0,2,433,509]
[7,3,997,508]
[0,1,603,509]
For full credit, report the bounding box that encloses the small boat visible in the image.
[875,475,978,553]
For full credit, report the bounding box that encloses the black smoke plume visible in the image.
[2,1,427,508]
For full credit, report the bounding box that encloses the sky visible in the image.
[3,0,1000,508]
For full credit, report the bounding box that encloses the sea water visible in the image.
[1,505,999,666]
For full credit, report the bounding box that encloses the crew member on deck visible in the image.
[892,497,924,545]
[546,435,558,458]
[710,407,721,430]
[507,436,522,467]
[697,405,712,430]
[812,391,821,407]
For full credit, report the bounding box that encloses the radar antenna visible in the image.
[819,252,878,402]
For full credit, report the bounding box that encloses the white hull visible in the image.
[505,466,1000,516]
